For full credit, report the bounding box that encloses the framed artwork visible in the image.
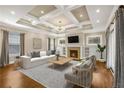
[58,38,65,46]
[33,38,42,49]
[86,35,102,45]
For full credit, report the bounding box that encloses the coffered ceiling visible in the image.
[48,14,74,27]
[0,5,116,34]
[71,6,90,23]
[28,5,57,18]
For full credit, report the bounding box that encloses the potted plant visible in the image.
[96,44,106,59]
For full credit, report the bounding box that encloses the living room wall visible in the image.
[56,31,106,59]
[25,32,48,53]
[84,32,106,59]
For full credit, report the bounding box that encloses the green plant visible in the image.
[96,44,106,59]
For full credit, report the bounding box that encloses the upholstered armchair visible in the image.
[64,56,96,87]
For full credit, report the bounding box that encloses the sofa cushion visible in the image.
[46,50,51,56]
[74,59,92,69]
[31,51,40,58]
[31,55,55,62]
[40,51,46,56]
[26,52,32,57]
[51,50,56,54]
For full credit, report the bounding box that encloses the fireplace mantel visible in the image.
[67,47,80,60]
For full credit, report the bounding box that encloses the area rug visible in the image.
[19,61,78,88]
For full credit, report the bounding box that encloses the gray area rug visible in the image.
[19,61,79,88]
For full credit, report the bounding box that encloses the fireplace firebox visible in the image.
[68,47,80,60]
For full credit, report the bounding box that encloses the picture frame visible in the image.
[58,38,65,46]
[33,38,42,49]
[86,35,102,45]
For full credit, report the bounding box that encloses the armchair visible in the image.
[64,56,96,87]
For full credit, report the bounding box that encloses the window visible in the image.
[107,21,116,73]
[9,32,20,63]
[47,38,55,50]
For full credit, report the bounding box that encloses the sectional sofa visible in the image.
[20,51,56,69]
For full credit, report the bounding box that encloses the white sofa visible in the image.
[20,51,56,69]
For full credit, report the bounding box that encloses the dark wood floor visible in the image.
[0,61,114,88]
[92,61,114,88]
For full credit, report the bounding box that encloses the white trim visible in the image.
[86,35,102,46]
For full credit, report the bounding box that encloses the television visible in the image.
[68,36,79,43]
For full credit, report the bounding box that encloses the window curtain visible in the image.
[20,33,25,56]
[0,29,3,67]
[106,27,111,68]
[0,30,9,67]
[48,38,50,50]
[54,38,55,50]
[115,6,124,88]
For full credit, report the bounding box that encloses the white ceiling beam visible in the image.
[64,24,78,28]
[66,5,83,11]
[39,9,62,20]
[79,20,91,25]
[64,11,79,24]
[55,5,80,25]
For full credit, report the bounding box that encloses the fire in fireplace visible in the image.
[70,50,78,58]
[68,47,80,60]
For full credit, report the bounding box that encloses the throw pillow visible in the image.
[26,52,32,57]
[46,50,51,56]
[72,68,78,75]
[31,51,40,58]
[51,50,56,55]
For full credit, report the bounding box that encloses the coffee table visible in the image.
[49,57,73,68]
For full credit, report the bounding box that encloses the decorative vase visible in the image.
[56,54,59,61]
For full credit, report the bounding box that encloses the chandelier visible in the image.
[55,26,65,32]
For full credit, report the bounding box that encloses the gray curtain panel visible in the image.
[0,30,9,67]
[54,38,55,50]
[115,6,124,88]
[0,30,3,67]
[20,33,25,56]
[106,27,110,68]
[48,38,50,50]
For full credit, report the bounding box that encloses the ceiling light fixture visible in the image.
[32,20,36,25]
[58,20,62,23]
[10,11,15,15]
[41,10,44,14]
[56,26,65,32]
[97,20,100,23]
[96,9,100,13]
[80,14,83,17]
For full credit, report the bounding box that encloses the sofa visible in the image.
[64,55,96,87]
[20,51,56,69]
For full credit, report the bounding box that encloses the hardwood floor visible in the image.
[0,61,114,88]
[92,61,114,88]
[0,64,45,88]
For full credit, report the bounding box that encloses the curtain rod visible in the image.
[108,5,124,27]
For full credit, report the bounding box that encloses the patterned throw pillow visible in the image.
[31,51,40,58]
[46,50,51,56]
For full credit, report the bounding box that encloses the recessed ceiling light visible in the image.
[10,11,15,15]
[80,14,83,17]
[96,9,100,13]
[32,20,36,25]
[97,20,100,23]
[41,10,44,14]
